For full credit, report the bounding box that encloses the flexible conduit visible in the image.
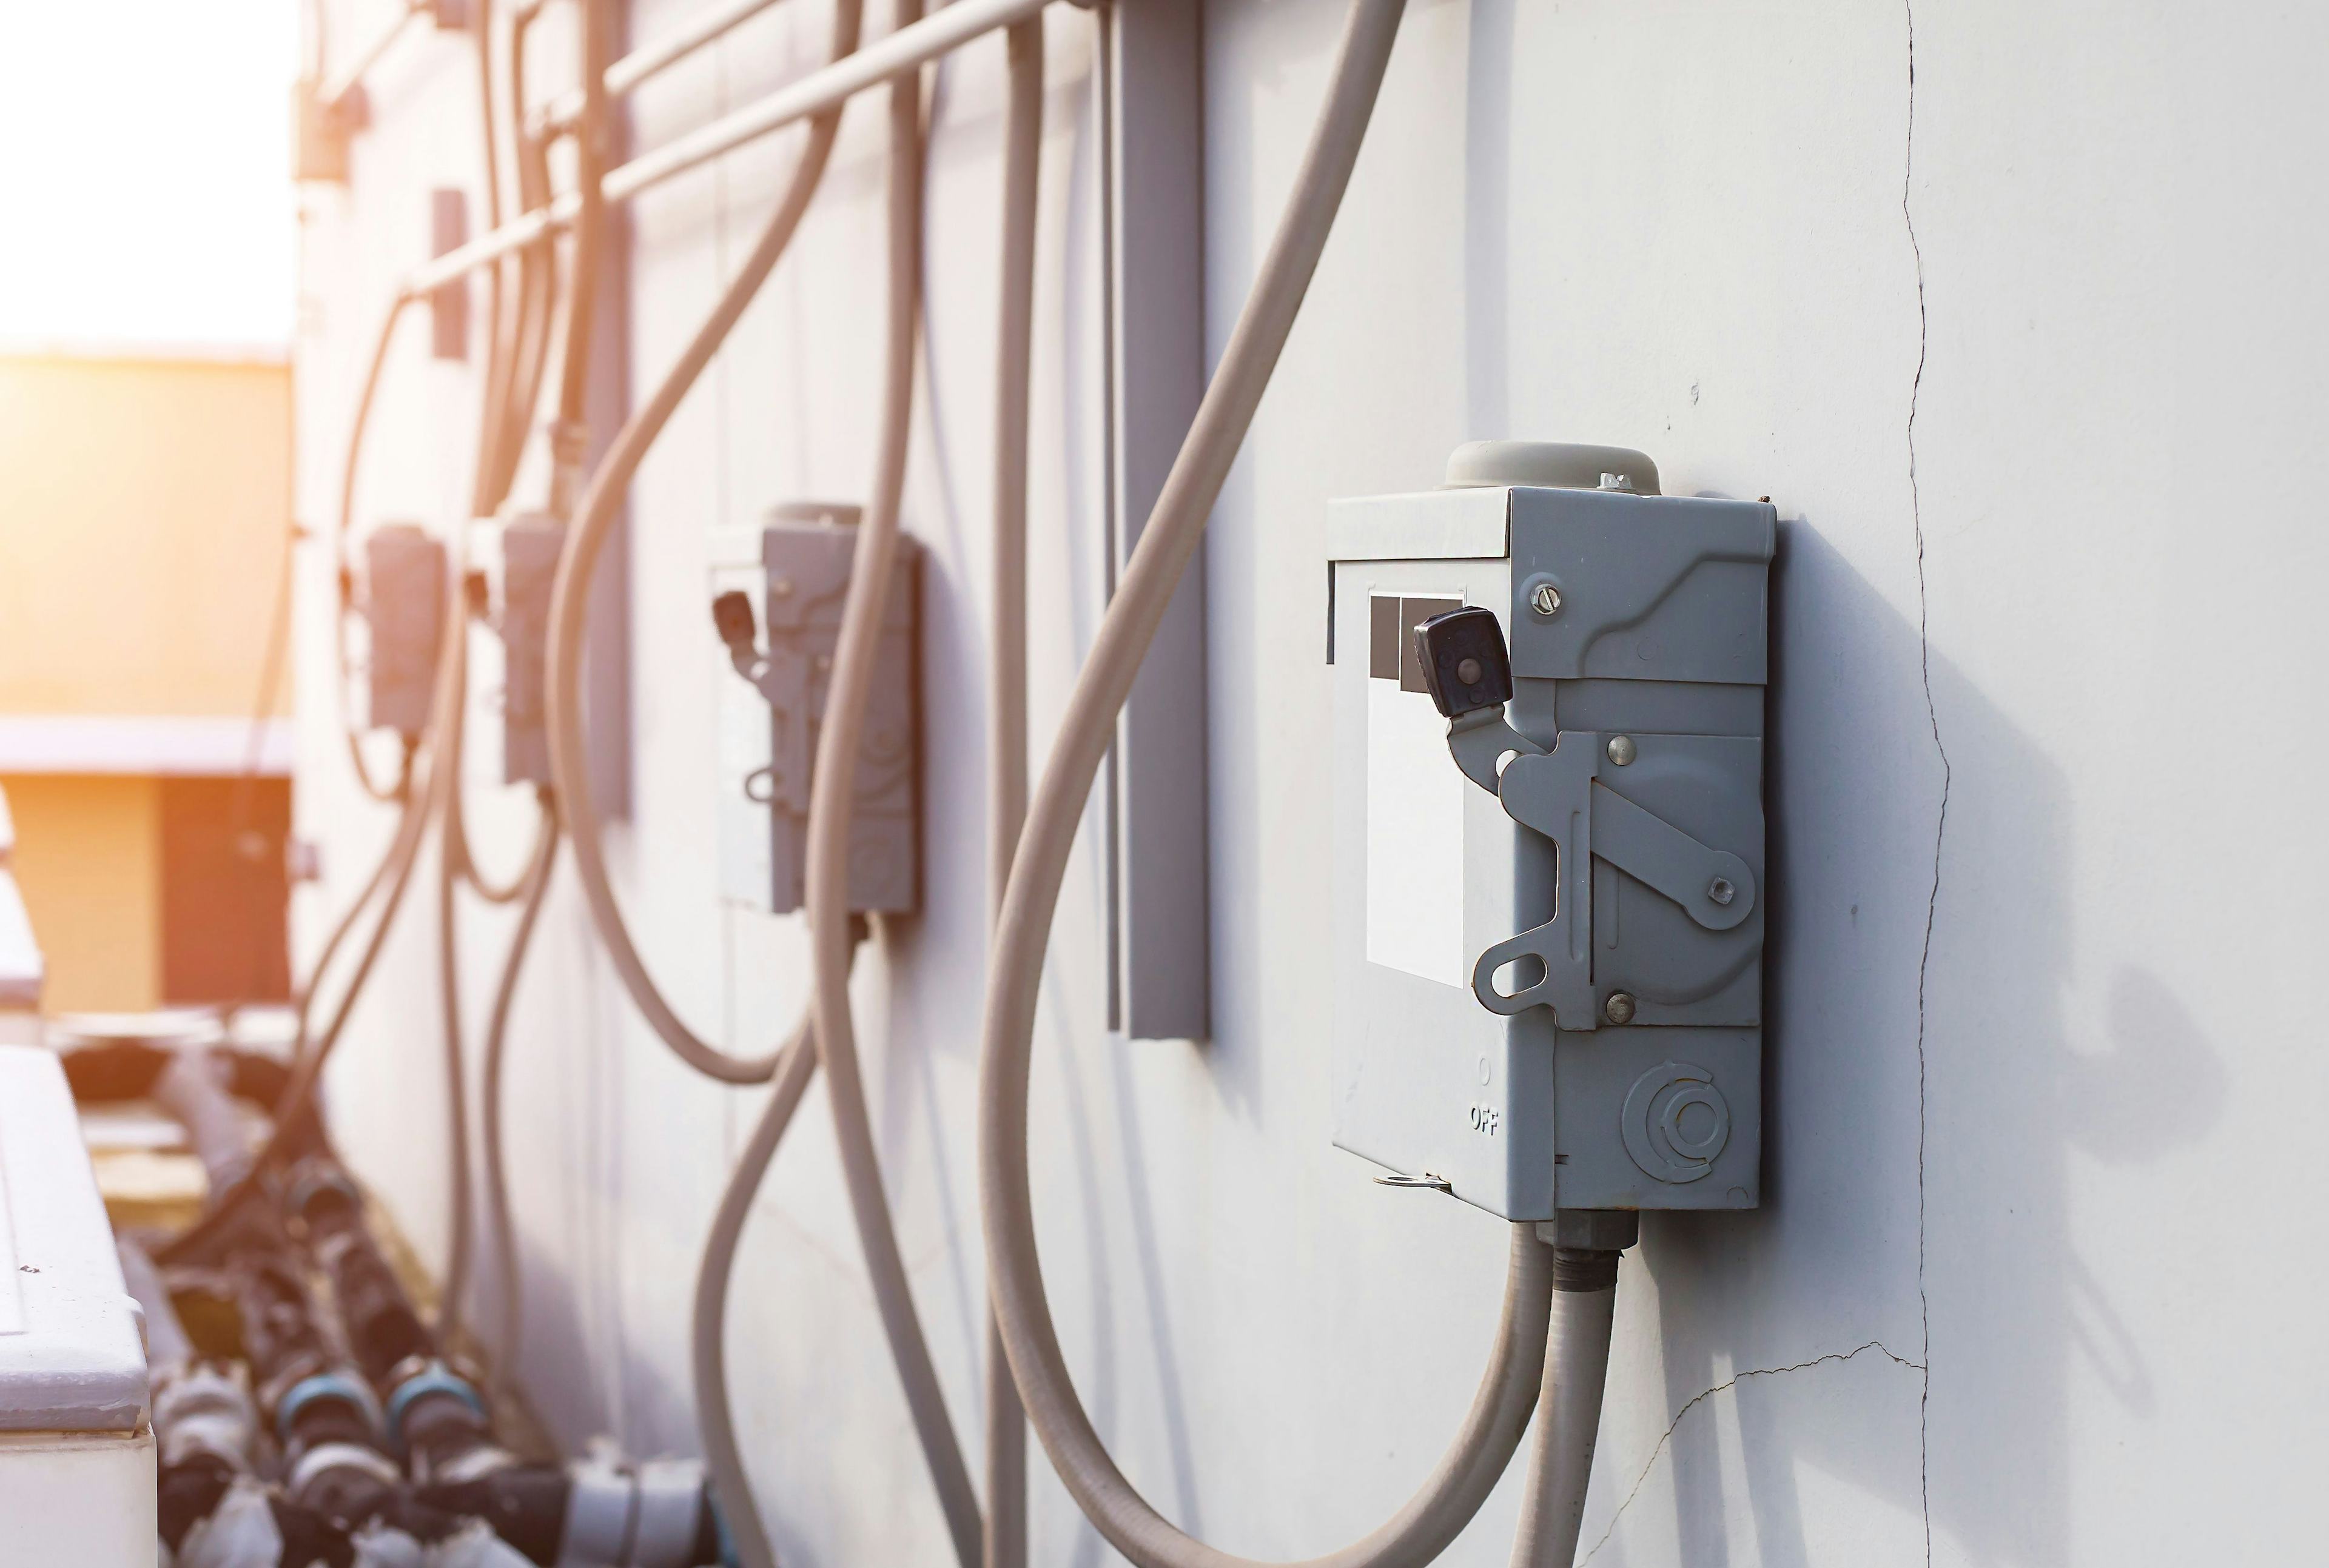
[973,0,1612,1561]
[479,792,560,1389]
[794,14,985,1562]
[311,1,1624,1562]
[534,0,786,133]
[982,18,1044,1568]
[408,0,1052,296]
[541,2,871,1084]
[334,297,419,805]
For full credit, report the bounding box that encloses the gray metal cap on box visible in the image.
[1443,440,1661,495]
[0,1047,149,1432]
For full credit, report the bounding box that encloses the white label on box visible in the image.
[1366,668,1465,988]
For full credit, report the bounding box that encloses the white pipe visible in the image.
[406,0,1054,297]
[609,0,1049,198]
[534,0,787,133]
[1508,1279,1618,1566]
[321,1,426,114]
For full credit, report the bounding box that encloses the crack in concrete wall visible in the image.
[1901,2,1948,1564]
[1576,1341,1927,1566]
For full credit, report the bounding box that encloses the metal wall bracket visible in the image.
[1102,0,1209,1040]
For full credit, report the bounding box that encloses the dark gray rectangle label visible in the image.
[1370,594,1402,680]
[1372,594,1461,686]
[1399,597,1461,692]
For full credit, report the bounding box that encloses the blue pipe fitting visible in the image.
[275,1370,384,1445]
[383,1362,487,1456]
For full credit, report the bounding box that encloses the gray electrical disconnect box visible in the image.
[497,514,562,786]
[1326,442,1772,1221]
[710,506,920,916]
[366,524,447,742]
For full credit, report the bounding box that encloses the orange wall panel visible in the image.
[1,774,161,1013]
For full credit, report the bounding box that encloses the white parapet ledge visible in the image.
[0,716,294,777]
[0,337,292,368]
[0,870,39,1012]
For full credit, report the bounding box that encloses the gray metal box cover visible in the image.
[497,515,562,786]
[0,1046,149,1432]
[366,524,447,742]
[1326,480,1770,1221]
[711,514,921,916]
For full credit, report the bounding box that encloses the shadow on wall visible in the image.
[1610,519,2227,1567]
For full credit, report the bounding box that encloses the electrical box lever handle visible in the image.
[1588,782,1756,930]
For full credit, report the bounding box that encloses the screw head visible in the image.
[1707,876,1735,906]
[1604,991,1637,1025]
[771,578,796,598]
[1605,734,1637,766]
[1530,583,1563,617]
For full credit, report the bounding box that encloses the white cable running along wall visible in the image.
[295,1,2329,1564]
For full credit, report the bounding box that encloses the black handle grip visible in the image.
[1412,606,1513,719]
[710,589,758,655]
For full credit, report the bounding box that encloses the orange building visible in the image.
[0,349,294,1012]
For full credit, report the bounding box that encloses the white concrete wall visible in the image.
[294,1,2329,1563]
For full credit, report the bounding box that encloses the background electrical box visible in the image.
[1326,443,1772,1221]
[496,514,562,786]
[365,524,446,742]
[710,506,920,916]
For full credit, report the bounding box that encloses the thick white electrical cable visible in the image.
[1507,1284,1616,1566]
[440,0,568,1353]
[479,792,560,1392]
[983,18,1043,1568]
[244,739,435,1183]
[691,1020,820,1568]
[443,0,561,916]
[471,0,514,523]
[969,0,1606,1563]
[799,25,986,1566]
[553,0,610,480]
[541,0,994,1549]
[442,0,562,915]
[408,0,1054,295]
[337,297,420,805]
[440,634,539,907]
[543,0,864,1088]
[294,773,411,1045]
[154,759,432,1267]
[536,0,787,133]
[434,714,475,1349]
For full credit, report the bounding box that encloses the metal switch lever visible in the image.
[710,590,814,814]
[1584,783,1755,931]
[1419,606,1758,1024]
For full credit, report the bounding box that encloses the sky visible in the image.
[0,2,302,353]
